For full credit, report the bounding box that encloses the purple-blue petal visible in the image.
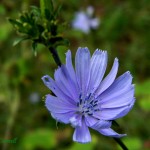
[45,94,77,124]
[99,71,133,101]
[98,128,126,138]
[93,98,135,120]
[70,114,82,127]
[100,85,134,108]
[84,115,98,127]
[93,71,135,120]
[51,111,75,124]
[73,120,91,143]
[91,120,112,129]
[75,47,91,96]
[45,94,76,114]
[66,50,76,82]
[96,58,118,95]
[54,65,78,102]
[66,50,79,94]
[42,75,76,105]
[88,50,107,93]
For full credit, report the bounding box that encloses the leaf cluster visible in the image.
[9,0,69,53]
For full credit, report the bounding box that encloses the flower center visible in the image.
[77,93,99,116]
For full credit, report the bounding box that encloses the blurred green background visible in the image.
[0,0,150,150]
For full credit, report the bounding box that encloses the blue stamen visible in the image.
[78,92,99,116]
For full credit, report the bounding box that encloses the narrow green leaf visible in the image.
[45,0,54,12]
[30,6,41,17]
[40,0,54,17]
[13,37,28,46]
[19,15,27,23]
[40,0,45,17]
[45,9,52,20]
[32,42,38,56]
[54,5,62,18]
[8,18,22,27]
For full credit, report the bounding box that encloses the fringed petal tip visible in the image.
[95,49,108,56]
[94,48,102,53]
[77,47,90,53]
[41,75,50,82]
[126,71,133,78]
[65,49,71,55]
[114,57,119,62]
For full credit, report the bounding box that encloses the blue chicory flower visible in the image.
[72,6,100,34]
[42,47,135,143]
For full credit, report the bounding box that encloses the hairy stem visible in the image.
[48,47,62,66]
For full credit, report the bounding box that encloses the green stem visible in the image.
[40,0,45,17]
[48,46,62,66]
[113,138,128,150]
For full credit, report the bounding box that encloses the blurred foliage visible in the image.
[0,0,150,150]
[136,80,150,111]
[20,129,56,150]
[118,137,142,150]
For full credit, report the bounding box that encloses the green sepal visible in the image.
[8,18,23,28]
[49,37,70,47]
[13,37,28,46]
[53,5,62,18]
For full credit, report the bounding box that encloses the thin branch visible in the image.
[113,138,128,150]
[48,47,62,66]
